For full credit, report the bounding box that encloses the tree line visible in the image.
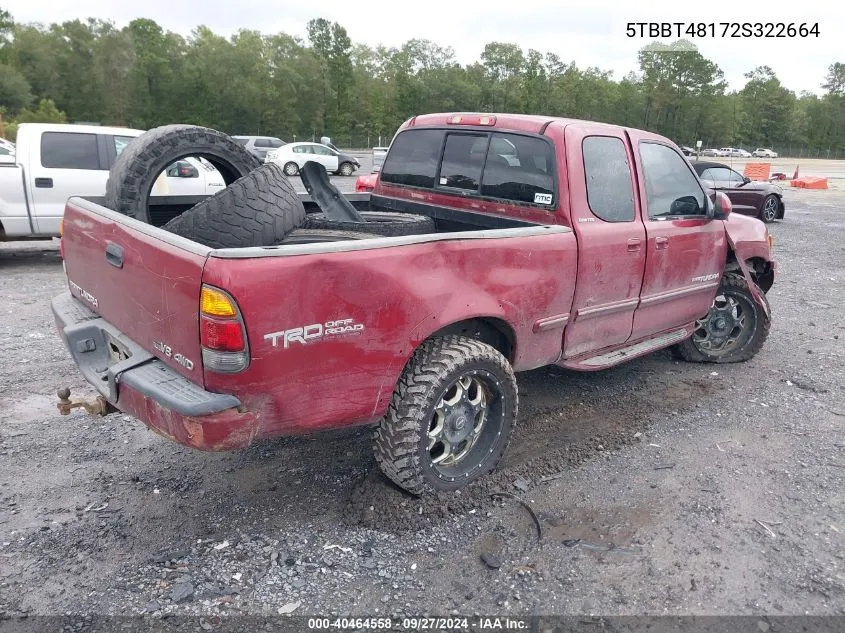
[1,9,844,154]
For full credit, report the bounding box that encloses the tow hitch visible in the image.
[57,387,110,416]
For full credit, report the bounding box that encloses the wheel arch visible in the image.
[427,317,516,364]
[725,250,774,294]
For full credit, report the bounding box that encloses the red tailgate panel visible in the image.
[61,199,207,382]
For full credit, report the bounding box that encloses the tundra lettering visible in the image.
[68,279,98,309]
[691,273,720,283]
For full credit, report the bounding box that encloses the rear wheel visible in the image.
[761,195,779,223]
[373,336,518,495]
[672,274,770,363]
[303,211,435,237]
[283,162,299,176]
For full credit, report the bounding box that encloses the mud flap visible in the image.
[299,161,366,222]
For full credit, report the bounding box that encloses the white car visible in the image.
[719,147,752,158]
[265,141,360,177]
[753,148,778,158]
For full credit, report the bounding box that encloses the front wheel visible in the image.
[283,162,299,176]
[672,274,770,364]
[761,195,779,223]
[373,336,518,495]
[338,162,355,177]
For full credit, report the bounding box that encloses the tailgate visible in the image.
[60,197,209,383]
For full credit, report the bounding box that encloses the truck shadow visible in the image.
[105,350,726,542]
[0,244,62,269]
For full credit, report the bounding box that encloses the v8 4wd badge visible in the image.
[264,318,365,349]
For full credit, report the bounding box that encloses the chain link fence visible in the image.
[769,146,845,160]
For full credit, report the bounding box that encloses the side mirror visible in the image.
[713,191,732,220]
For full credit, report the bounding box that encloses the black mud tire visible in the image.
[104,124,262,224]
[278,228,380,244]
[672,273,770,364]
[373,336,518,496]
[303,211,435,237]
[338,162,355,177]
[760,194,779,223]
[161,163,306,249]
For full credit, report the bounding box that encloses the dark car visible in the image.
[692,161,785,223]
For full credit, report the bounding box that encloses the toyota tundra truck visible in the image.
[52,112,776,495]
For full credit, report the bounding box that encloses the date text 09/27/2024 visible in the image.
[626,22,820,38]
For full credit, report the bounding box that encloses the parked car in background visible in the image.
[719,147,752,158]
[679,145,696,156]
[231,135,288,161]
[355,162,381,192]
[265,141,360,176]
[701,148,723,157]
[692,161,784,223]
[753,148,778,158]
[372,146,389,171]
[0,123,225,240]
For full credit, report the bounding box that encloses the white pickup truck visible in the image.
[0,123,225,241]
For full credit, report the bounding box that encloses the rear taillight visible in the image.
[200,285,249,373]
[59,219,65,260]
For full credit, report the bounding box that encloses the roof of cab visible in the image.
[403,112,632,136]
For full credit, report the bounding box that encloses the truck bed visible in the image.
[56,194,577,445]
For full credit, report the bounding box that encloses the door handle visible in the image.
[34,177,53,188]
[627,238,642,252]
[105,242,124,268]
[655,236,669,250]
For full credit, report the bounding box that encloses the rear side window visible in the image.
[582,136,635,222]
[233,138,249,146]
[381,129,445,189]
[40,132,100,170]
[480,133,555,205]
[254,139,271,147]
[438,133,486,191]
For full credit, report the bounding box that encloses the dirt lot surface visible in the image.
[0,185,843,629]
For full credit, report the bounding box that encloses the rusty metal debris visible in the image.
[57,387,109,416]
[490,492,542,543]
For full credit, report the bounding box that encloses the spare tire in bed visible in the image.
[302,211,435,237]
[161,163,306,249]
[278,228,381,244]
[104,124,262,224]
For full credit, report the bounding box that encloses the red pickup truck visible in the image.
[52,113,775,495]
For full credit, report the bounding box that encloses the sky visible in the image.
[4,0,843,95]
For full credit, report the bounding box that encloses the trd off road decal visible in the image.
[264,318,365,349]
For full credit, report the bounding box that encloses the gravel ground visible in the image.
[0,185,843,628]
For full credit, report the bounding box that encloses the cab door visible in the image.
[628,133,728,339]
[561,125,647,358]
[29,130,110,235]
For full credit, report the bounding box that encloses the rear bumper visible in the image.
[51,291,258,451]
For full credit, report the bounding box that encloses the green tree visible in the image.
[0,62,32,111]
